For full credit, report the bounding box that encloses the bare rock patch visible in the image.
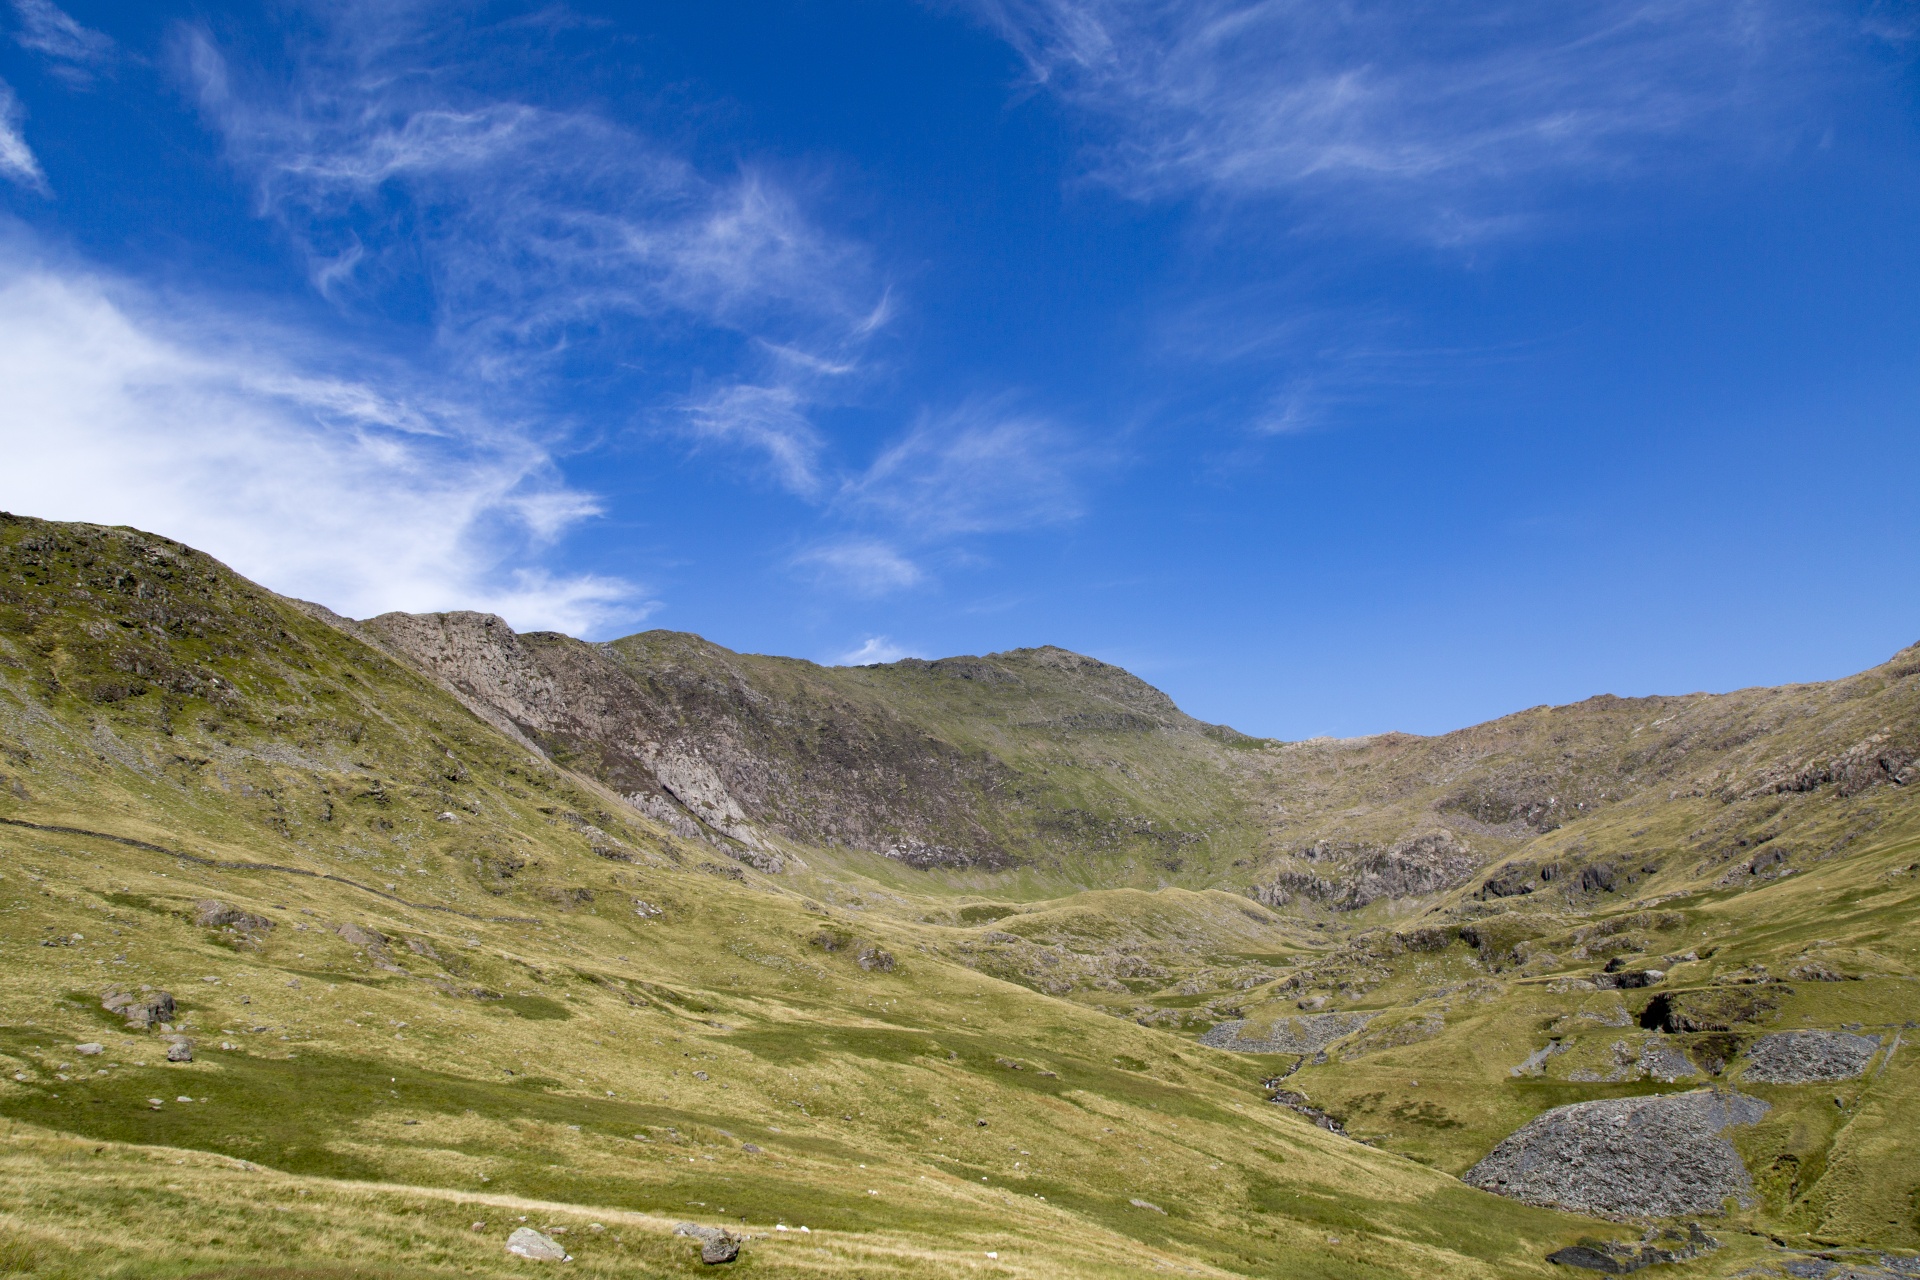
[1741,1031,1881,1083]
[1463,1089,1769,1219]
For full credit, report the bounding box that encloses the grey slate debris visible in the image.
[674,1222,740,1264]
[1546,1223,1719,1273]
[1742,1031,1882,1083]
[1200,1011,1374,1055]
[1463,1089,1769,1218]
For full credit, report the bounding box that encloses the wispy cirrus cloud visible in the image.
[841,401,1087,537]
[960,0,1827,235]
[678,382,830,498]
[178,9,880,384]
[0,239,642,633]
[790,538,927,597]
[11,0,114,86]
[0,80,47,192]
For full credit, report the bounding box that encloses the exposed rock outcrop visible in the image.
[1463,1090,1769,1218]
[1545,1223,1719,1273]
[1253,831,1478,911]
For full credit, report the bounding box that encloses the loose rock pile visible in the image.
[1463,1090,1769,1218]
[1742,1031,1882,1083]
[1200,1011,1373,1055]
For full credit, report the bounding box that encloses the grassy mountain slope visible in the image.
[360,612,1265,889]
[0,514,1624,1279]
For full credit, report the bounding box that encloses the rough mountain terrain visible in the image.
[0,512,1915,1280]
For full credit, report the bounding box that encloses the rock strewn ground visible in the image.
[1742,1031,1883,1083]
[1463,1090,1769,1219]
[1199,1011,1374,1055]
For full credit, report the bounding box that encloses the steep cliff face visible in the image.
[359,614,1270,878]
[361,613,1026,868]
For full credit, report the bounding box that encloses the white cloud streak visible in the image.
[0,242,642,634]
[680,382,828,498]
[178,14,878,384]
[0,79,47,192]
[11,0,113,85]
[834,635,920,665]
[842,402,1085,537]
[962,0,1820,233]
[790,539,927,597]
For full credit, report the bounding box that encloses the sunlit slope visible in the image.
[1236,649,1920,920]
[1191,823,1920,1253]
[0,514,1611,1278]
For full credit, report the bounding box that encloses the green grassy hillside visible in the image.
[0,512,1914,1278]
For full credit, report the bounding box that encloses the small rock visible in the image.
[166,1042,194,1063]
[504,1227,570,1261]
[1130,1198,1166,1214]
[470,1222,486,1232]
[741,1142,762,1153]
[147,1098,164,1110]
[75,1043,104,1056]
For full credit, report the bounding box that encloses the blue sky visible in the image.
[1,0,1917,738]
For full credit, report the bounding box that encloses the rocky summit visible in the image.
[0,512,1917,1278]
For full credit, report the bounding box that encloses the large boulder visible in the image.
[504,1227,570,1261]
[101,986,175,1028]
[1741,1031,1881,1083]
[1463,1090,1769,1219]
[674,1222,740,1264]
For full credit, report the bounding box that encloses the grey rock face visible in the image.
[1256,831,1479,911]
[101,986,175,1028]
[1546,1223,1719,1273]
[1463,1089,1769,1219]
[1742,1031,1882,1083]
[504,1227,570,1260]
[1200,1011,1373,1054]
